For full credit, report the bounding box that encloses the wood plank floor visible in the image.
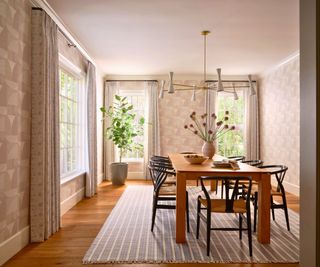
[4,180,299,267]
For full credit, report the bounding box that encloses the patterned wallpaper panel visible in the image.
[259,56,300,190]
[159,81,206,156]
[0,0,31,243]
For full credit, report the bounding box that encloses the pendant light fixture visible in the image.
[159,30,256,100]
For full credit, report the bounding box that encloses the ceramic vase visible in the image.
[202,141,215,159]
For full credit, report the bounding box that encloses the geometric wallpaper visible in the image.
[159,81,206,156]
[259,55,300,193]
[0,0,32,243]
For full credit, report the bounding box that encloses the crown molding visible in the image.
[258,50,300,77]
[29,0,96,66]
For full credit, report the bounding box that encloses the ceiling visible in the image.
[47,0,299,77]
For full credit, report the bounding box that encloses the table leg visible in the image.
[176,172,186,243]
[257,173,271,243]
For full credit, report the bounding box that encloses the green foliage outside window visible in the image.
[101,95,145,163]
[217,91,245,157]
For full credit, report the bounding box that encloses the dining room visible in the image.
[1,0,319,266]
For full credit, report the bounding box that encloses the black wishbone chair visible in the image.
[235,160,264,198]
[251,165,290,232]
[227,155,246,161]
[148,161,190,233]
[220,156,246,197]
[241,159,263,167]
[196,176,253,257]
[150,155,176,185]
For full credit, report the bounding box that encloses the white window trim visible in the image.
[121,158,144,163]
[61,170,86,185]
[59,55,87,184]
[59,53,84,77]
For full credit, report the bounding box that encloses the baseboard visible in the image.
[0,226,29,266]
[60,187,85,216]
[271,180,300,196]
[283,181,300,196]
[97,172,104,185]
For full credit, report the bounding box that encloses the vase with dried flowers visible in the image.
[184,111,235,159]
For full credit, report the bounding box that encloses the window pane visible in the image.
[59,68,84,178]
[117,91,145,161]
[216,90,245,157]
[60,123,67,149]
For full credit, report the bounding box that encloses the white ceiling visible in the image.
[47,0,299,77]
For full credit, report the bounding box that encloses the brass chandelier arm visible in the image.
[172,83,196,88]
[162,87,248,92]
[172,83,252,90]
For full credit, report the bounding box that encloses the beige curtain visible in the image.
[144,81,160,178]
[244,86,260,160]
[30,9,60,242]
[103,81,119,180]
[85,62,97,197]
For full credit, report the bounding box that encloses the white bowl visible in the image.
[184,155,208,164]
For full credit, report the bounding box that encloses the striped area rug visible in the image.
[83,185,299,264]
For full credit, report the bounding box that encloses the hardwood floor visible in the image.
[4,180,299,267]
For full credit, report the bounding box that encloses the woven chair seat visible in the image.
[159,185,176,196]
[199,198,247,213]
[163,175,176,185]
[246,184,282,197]
[271,189,283,196]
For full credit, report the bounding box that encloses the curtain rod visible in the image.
[32,7,77,48]
[106,79,255,83]
[205,79,257,83]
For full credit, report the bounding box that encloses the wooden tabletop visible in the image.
[168,153,268,174]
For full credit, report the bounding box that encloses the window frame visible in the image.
[59,54,86,183]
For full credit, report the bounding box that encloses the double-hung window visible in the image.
[59,61,86,180]
[216,89,245,157]
[117,88,145,162]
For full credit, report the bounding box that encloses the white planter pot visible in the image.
[110,162,128,185]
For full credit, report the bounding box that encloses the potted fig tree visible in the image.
[101,95,144,185]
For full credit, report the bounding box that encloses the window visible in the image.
[216,89,245,157]
[117,89,145,162]
[59,67,85,179]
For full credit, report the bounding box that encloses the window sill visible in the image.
[60,170,86,185]
[122,158,144,163]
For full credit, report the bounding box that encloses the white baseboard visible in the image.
[271,180,300,196]
[60,187,85,216]
[97,172,104,185]
[0,226,29,266]
[283,181,300,196]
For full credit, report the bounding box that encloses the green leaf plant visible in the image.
[100,95,145,163]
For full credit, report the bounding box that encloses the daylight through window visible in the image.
[216,89,245,157]
[59,68,85,178]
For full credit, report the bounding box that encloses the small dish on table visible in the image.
[212,159,240,170]
[184,154,208,164]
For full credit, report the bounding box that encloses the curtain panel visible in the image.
[244,86,260,160]
[85,62,98,197]
[103,82,119,179]
[30,9,60,242]
[144,81,161,178]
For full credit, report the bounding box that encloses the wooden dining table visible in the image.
[168,153,271,244]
